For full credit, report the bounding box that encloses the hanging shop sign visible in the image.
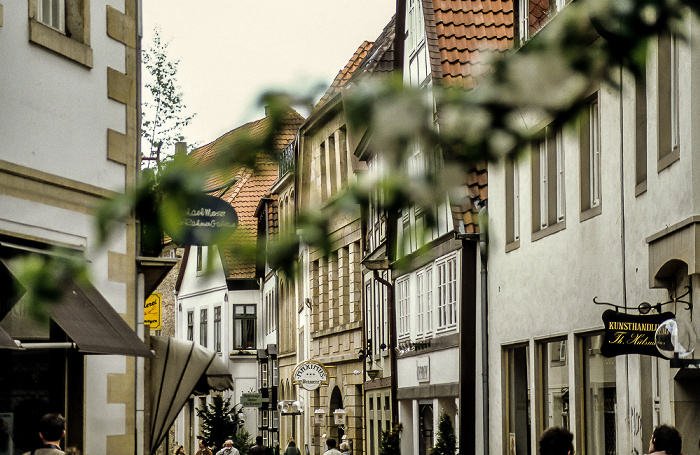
[166,195,238,246]
[144,293,162,330]
[292,360,329,391]
[601,310,675,358]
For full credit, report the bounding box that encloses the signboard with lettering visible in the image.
[292,360,329,391]
[600,310,675,358]
[416,356,430,383]
[166,195,239,246]
[240,392,264,408]
[145,293,162,330]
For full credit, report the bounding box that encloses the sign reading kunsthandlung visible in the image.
[601,310,675,358]
[167,195,239,246]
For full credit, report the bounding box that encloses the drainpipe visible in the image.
[478,202,489,455]
[373,269,399,425]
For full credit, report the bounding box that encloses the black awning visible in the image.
[0,326,19,349]
[0,257,153,357]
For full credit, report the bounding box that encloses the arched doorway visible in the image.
[329,386,344,443]
[419,403,434,455]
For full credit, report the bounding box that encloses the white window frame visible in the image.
[200,308,208,348]
[519,0,569,42]
[670,33,680,152]
[416,266,434,338]
[397,277,410,339]
[436,253,458,331]
[406,0,430,87]
[38,0,65,33]
[589,98,601,208]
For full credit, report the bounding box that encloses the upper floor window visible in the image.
[233,304,256,349]
[406,0,430,86]
[214,306,222,353]
[38,0,65,32]
[397,277,410,339]
[196,246,203,272]
[658,31,681,171]
[505,158,521,249]
[580,94,602,220]
[187,311,194,341]
[531,125,565,238]
[200,308,208,348]
[416,266,433,338]
[29,0,93,68]
[519,0,572,41]
[436,254,458,331]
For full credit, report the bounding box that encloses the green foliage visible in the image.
[142,26,195,168]
[196,394,243,452]
[379,423,403,455]
[432,413,457,455]
[232,428,253,455]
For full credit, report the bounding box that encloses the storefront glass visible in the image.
[538,339,569,431]
[505,344,531,455]
[580,333,616,455]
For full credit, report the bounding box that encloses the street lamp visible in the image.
[278,399,304,441]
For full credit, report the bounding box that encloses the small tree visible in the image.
[232,428,253,455]
[432,413,457,455]
[196,394,239,451]
[379,423,403,455]
[141,26,195,169]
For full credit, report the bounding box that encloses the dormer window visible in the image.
[519,0,573,41]
[405,0,430,87]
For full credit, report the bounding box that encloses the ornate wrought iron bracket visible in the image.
[593,286,692,314]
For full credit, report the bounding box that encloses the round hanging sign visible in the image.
[292,360,329,391]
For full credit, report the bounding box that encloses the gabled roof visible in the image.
[188,111,304,279]
[427,0,514,88]
[352,16,396,80]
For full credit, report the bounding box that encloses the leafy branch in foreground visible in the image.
[13,0,700,318]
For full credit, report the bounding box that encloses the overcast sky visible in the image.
[142,1,396,150]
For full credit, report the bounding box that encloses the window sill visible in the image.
[635,180,647,197]
[580,204,602,222]
[29,19,93,68]
[229,349,257,358]
[657,146,680,173]
[505,239,520,253]
[531,220,566,242]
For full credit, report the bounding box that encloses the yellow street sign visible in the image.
[145,293,162,330]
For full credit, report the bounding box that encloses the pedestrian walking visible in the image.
[250,436,271,455]
[339,441,350,455]
[323,438,341,455]
[196,439,213,455]
[539,427,574,455]
[646,425,683,455]
[22,413,66,455]
[175,445,186,455]
[216,440,239,455]
[283,439,300,455]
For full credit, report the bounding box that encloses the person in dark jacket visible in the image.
[539,427,574,455]
[283,439,300,455]
[22,413,66,455]
[646,425,683,455]
[249,436,271,455]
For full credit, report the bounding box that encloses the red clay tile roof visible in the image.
[424,1,512,232]
[188,111,304,279]
[316,40,375,108]
[427,0,514,88]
